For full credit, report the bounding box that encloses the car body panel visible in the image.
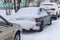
[0,15,22,40]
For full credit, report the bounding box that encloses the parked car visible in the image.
[0,15,22,40]
[58,4,60,17]
[9,7,52,32]
[40,2,59,20]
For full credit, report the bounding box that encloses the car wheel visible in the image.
[48,18,52,25]
[37,21,44,32]
[14,32,20,40]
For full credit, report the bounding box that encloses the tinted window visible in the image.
[42,4,53,6]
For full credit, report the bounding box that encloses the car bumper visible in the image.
[20,21,41,30]
[51,15,57,18]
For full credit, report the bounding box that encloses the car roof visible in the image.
[17,7,40,14]
[18,7,40,11]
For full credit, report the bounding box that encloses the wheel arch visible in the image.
[14,30,21,40]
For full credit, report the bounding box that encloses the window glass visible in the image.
[42,4,53,6]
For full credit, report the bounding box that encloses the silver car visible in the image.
[0,15,22,40]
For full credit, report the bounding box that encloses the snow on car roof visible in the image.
[17,7,40,15]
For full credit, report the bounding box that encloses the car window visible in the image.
[42,10,48,16]
[42,9,51,14]
[39,8,48,17]
[42,4,53,6]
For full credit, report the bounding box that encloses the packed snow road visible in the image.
[21,18,60,40]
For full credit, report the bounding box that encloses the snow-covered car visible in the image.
[58,4,60,17]
[0,15,22,40]
[40,2,59,20]
[9,7,52,32]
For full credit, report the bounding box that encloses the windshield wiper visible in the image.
[0,15,13,26]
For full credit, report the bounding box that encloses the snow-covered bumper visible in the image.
[19,20,41,30]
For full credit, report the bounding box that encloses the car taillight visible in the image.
[51,8,55,10]
[35,18,39,22]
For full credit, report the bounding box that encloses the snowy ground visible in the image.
[21,18,60,40]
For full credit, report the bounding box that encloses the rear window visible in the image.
[42,4,53,6]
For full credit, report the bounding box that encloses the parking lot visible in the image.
[21,18,60,40]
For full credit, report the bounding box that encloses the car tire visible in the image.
[37,21,44,32]
[48,18,52,25]
[14,32,20,40]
